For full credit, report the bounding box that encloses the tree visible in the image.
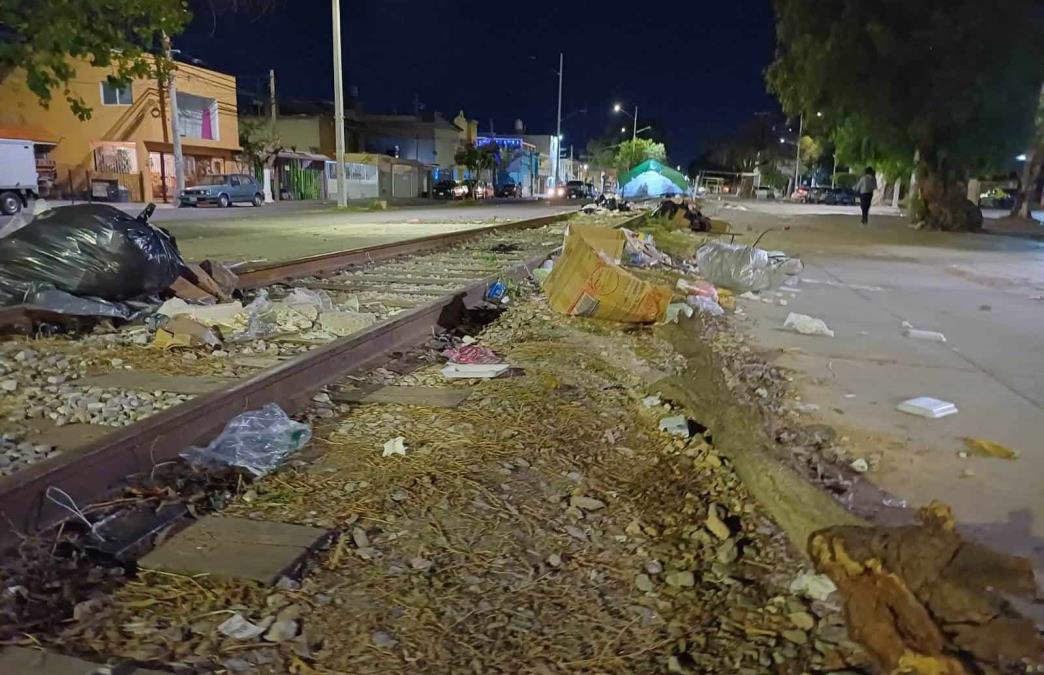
[453,143,497,196]
[0,0,280,120]
[767,0,1044,231]
[614,138,667,175]
[1011,87,1044,218]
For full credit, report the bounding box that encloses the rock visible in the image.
[372,630,397,648]
[409,556,433,572]
[0,380,17,392]
[635,574,654,592]
[706,504,731,541]
[352,527,370,549]
[781,629,809,645]
[564,526,588,541]
[849,458,869,473]
[664,570,695,588]
[716,539,739,564]
[264,618,299,642]
[788,611,816,631]
[570,495,606,511]
[645,560,663,575]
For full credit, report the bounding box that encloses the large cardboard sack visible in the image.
[544,225,670,323]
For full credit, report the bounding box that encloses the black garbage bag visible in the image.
[0,204,186,306]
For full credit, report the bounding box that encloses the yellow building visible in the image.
[0,57,242,203]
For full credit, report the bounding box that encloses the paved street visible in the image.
[3,200,572,263]
[706,198,1044,570]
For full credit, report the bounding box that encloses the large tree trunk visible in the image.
[915,170,983,231]
[1010,147,1042,218]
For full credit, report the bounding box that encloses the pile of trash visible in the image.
[579,194,633,214]
[0,204,187,318]
[651,199,713,232]
[152,287,377,350]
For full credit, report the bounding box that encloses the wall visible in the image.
[274,116,323,154]
[0,57,239,200]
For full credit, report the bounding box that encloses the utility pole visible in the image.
[793,113,802,195]
[331,0,347,208]
[163,35,184,204]
[631,105,638,144]
[554,52,563,190]
[269,69,279,202]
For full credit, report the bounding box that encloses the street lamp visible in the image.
[613,102,639,143]
[621,127,627,133]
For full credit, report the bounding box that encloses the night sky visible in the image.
[178,0,780,164]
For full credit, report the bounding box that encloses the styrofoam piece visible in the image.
[903,328,947,343]
[897,397,958,419]
[441,363,510,379]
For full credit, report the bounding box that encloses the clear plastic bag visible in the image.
[686,294,725,316]
[0,204,185,305]
[239,289,278,338]
[695,241,803,293]
[181,403,311,477]
[282,287,334,312]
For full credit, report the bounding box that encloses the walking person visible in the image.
[855,166,877,224]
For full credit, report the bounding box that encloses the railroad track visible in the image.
[0,210,642,550]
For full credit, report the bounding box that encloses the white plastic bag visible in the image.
[182,403,311,476]
[696,241,802,293]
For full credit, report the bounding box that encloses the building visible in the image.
[0,56,242,203]
[360,111,463,179]
[523,134,564,195]
[475,134,540,196]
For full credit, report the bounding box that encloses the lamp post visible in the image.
[613,103,639,143]
[554,52,563,189]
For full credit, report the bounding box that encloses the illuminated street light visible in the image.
[779,137,786,144]
[613,102,639,143]
[816,111,823,117]
[613,103,622,112]
[621,127,626,133]
[1016,154,1028,161]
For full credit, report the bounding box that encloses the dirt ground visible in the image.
[42,287,869,674]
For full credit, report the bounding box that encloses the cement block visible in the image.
[139,515,329,585]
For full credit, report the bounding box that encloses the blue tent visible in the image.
[618,159,689,199]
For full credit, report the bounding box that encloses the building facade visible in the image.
[0,57,243,202]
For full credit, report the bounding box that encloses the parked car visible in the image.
[790,186,811,203]
[464,180,493,199]
[433,180,465,199]
[822,187,857,205]
[180,174,264,207]
[495,182,521,198]
[564,180,593,199]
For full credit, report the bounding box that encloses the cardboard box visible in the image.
[544,226,671,323]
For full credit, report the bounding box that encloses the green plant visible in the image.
[614,138,667,174]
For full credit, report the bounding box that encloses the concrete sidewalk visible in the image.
[707,201,1044,572]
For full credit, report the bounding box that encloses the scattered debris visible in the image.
[849,458,869,473]
[153,316,222,349]
[687,295,725,316]
[658,415,691,438]
[440,363,510,379]
[903,328,947,342]
[382,436,407,458]
[219,613,272,640]
[665,302,694,323]
[897,397,958,419]
[963,437,1018,460]
[783,312,835,337]
[181,403,311,476]
[442,344,502,364]
[789,572,838,602]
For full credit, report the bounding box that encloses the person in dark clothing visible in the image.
[854,166,877,224]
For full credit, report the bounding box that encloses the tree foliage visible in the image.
[0,0,190,119]
[239,117,283,170]
[0,0,284,120]
[614,138,666,175]
[766,0,1044,229]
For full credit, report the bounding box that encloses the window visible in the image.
[229,175,241,187]
[100,81,132,106]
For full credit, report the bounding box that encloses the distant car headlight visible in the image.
[556,187,565,197]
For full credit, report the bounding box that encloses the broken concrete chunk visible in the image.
[705,504,732,541]
[569,495,606,511]
[664,570,695,587]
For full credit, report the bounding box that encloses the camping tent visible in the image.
[618,159,689,199]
